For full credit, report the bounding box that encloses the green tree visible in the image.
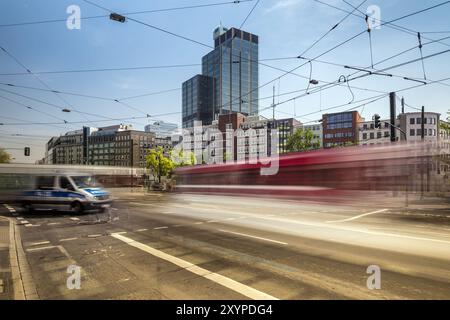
[286,128,320,153]
[171,149,196,168]
[146,146,174,183]
[0,148,12,163]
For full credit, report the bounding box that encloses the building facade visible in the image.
[145,121,178,138]
[182,75,214,128]
[44,124,174,168]
[322,111,364,148]
[398,112,441,142]
[182,26,259,128]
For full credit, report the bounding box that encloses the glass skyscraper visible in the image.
[182,26,259,128]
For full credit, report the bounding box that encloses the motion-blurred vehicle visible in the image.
[19,173,112,214]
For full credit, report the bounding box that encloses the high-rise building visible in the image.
[182,75,214,128]
[182,26,259,128]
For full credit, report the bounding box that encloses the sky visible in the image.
[0,0,449,163]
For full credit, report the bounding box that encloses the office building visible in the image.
[182,26,259,128]
[145,121,178,138]
[44,124,174,167]
[322,111,364,148]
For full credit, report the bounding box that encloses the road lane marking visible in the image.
[154,226,168,230]
[59,238,78,242]
[87,234,102,238]
[70,217,80,221]
[26,246,56,252]
[28,241,50,247]
[111,233,278,300]
[218,229,288,246]
[206,220,218,223]
[47,222,61,226]
[113,231,127,235]
[136,228,148,232]
[326,209,389,223]
[194,222,204,225]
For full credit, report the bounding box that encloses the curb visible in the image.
[0,215,39,300]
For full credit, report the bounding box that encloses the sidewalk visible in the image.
[0,217,13,299]
[0,213,39,300]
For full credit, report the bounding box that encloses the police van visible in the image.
[19,173,112,214]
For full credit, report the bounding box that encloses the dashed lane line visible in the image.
[111,233,278,300]
[28,241,50,247]
[218,229,289,246]
[154,226,168,230]
[59,238,78,242]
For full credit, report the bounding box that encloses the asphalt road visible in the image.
[1,190,450,300]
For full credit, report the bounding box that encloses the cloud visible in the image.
[265,0,303,14]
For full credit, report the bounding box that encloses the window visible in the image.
[384,131,390,138]
[377,132,382,139]
[363,133,367,140]
[417,118,422,125]
[60,177,74,191]
[370,133,375,139]
[363,124,368,130]
[410,129,415,136]
[410,118,415,125]
[417,129,422,136]
[36,176,55,190]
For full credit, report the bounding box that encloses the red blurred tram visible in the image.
[174,142,446,203]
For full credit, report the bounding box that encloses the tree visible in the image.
[171,148,196,168]
[286,128,320,153]
[0,148,12,163]
[146,146,174,184]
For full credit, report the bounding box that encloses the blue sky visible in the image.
[0,0,449,163]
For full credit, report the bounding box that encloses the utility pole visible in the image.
[421,106,425,140]
[272,85,275,120]
[389,92,396,142]
[401,97,405,114]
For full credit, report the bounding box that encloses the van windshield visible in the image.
[71,176,99,189]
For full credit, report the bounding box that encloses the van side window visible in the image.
[36,176,55,190]
[60,177,74,191]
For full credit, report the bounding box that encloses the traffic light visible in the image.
[374,114,381,129]
[24,147,30,157]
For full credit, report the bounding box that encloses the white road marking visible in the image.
[154,226,168,230]
[194,222,204,225]
[70,217,80,221]
[136,228,148,232]
[28,241,50,246]
[113,231,127,235]
[206,220,218,223]
[59,238,78,242]
[87,234,102,238]
[326,209,389,223]
[16,217,24,220]
[47,222,61,226]
[111,233,278,300]
[218,229,288,245]
[26,246,56,252]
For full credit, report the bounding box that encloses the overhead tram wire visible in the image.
[0,94,79,130]
[0,111,182,126]
[80,0,371,114]
[0,0,254,28]
[313,0,450,49]
[239,0,260,29]
[0,45,98,126]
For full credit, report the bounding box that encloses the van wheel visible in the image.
[70,201,83,215]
